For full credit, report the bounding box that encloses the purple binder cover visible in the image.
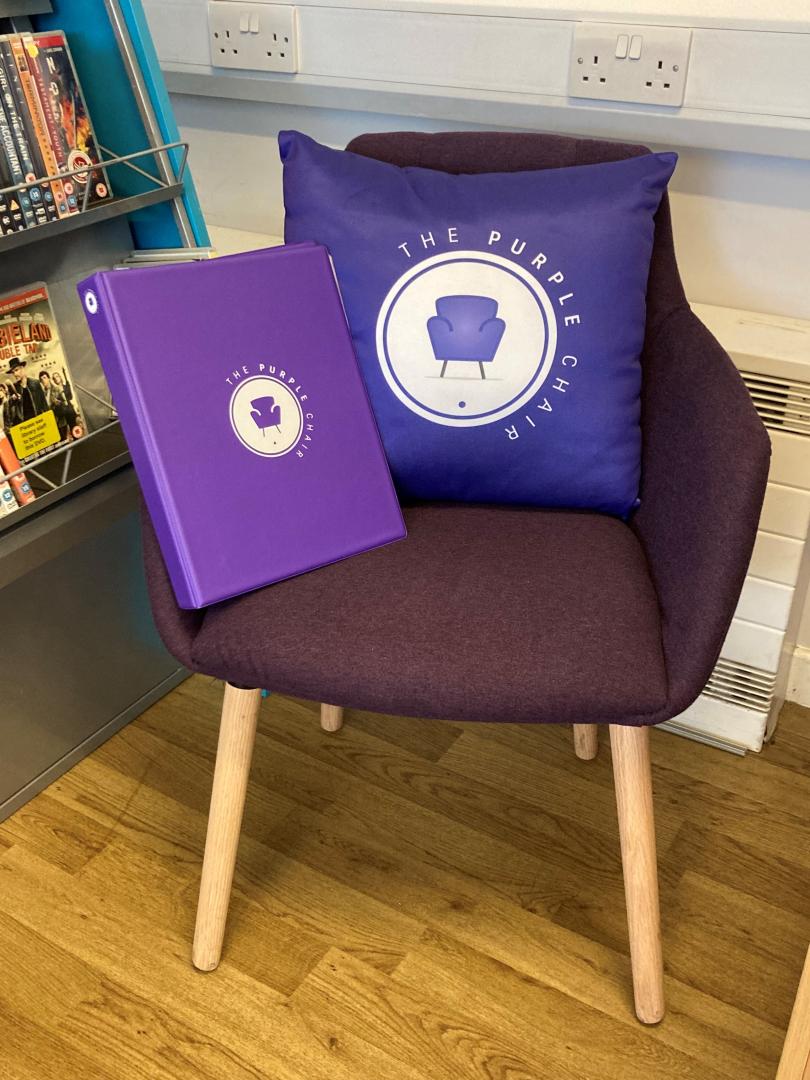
[78,244,406,608]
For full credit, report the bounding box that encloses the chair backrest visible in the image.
[345,130,688,340]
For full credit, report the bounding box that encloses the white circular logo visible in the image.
[229,375,303,457]
[84,290,98,315]
[376,250,557,427]
[68,148,92,186]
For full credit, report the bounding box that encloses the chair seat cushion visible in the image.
[189,506,667,724]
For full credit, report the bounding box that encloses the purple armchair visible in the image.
[427,294,506,378]
[249,395,282,432]
[140,131,769,1022]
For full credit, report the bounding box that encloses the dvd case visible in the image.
[0,43,50,227]
[0,476,19,515]
[0,83,35,228]
[0,429,34,507]
[22,32,111,210]
[0,126,25,234]
[6,35,70,219]
[0,282,85,464]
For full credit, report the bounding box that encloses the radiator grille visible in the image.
[703,658,777,712]
[740,370,810,437]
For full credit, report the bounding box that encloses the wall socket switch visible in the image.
[568,23,691,107]
[208,2,298,74]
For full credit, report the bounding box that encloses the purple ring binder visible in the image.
[79,243,405,608]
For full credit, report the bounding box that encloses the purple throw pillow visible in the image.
[280,130,676,515]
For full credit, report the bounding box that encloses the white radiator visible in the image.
[661,303,810,752]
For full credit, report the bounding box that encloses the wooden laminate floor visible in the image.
[1,676,808,1080]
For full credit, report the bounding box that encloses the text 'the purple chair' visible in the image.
[141,131,770,1024]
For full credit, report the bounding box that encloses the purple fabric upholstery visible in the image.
[183,506,667,724]
[141,512,203,671]
[631,307,771,722]
[140,130,769,726]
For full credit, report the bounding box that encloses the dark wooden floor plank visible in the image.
[392,929,732,1080]
[439,728,685,850]
[0,677,806,1080]
[0,846,367,1080]
[0,791,111,874]
[291,946,571,1080]
[0,909,259,1080]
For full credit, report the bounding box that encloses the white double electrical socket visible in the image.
[568,23,691,107]
[208,1,298,74]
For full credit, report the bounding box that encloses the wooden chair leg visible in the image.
[609,724,665,1024]
[573,723,598,760]
[321,704,344,732]
[192,683,261,972]
[777,946,810,1080]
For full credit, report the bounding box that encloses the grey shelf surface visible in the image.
[0,434,131,538]
[0,666,188,823]
[0,474,187,821]
[0,0,194,823]
[0,462,139,590]
[0,0,52,14]
[0,183,184,253]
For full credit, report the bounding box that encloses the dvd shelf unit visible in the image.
[0,0,209,820]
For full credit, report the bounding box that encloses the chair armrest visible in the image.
[631,305,771,713]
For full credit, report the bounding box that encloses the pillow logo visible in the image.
[376,251,557,427]
[228,372,311,457]
[428,295,506,379]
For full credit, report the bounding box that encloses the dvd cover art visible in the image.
[0,86,36,228]
[0,428,35,508]
[0,282,85,463]
[23,32,111,209]
[0,124,26,234]
[0,475,18,514]
[0,38,57,225]
[7,34,71,219]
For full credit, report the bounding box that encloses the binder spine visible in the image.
[78,275,198,607]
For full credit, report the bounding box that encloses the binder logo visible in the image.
[228,371,313,458]
[376,251,557,427]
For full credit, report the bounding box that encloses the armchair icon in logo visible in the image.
[376,251,557,428]
[427,295,506,380]
[229,375,303,457]
[250,395,282,432]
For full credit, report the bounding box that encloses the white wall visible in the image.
[174,92,810,322]
[170,90,810,666]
